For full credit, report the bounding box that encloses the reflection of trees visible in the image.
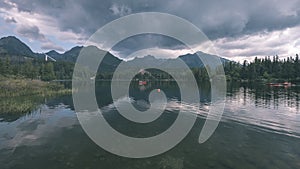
[0,93,75,122]
[228,82,300,111]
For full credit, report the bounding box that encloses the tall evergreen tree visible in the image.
[41,62,55,81]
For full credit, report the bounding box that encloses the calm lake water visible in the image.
[0,82,300,169]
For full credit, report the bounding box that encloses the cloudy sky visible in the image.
[1,0,300,62]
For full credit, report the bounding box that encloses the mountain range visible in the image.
[0,36,229,70]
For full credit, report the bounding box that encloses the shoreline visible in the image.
[0,78,71,97]
[0,78,71,114]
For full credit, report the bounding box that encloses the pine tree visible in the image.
[0,59,3,75]
[3,58,12,75]
[41,62,55,81]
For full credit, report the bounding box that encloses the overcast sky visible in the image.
[1,0,300,62]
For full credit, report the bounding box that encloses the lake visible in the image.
[0,82,300,169]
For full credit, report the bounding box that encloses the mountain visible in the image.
[46,46,122,72]
[122,52,229,69]
[179,51,229,67]
[76,46,122,72]
[0,36,230,70]
[122,55,166,68]
[59,46,83,62]
[0,36,38,59]
[46,46,83,62]
[46,50,61,59]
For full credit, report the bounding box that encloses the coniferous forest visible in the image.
[224,55,300,82]
[0,59,74,81]
[0,54,300,82]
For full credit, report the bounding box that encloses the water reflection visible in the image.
[228,82,300,111]
[224,82,300,139]
[0,94,73,122]
[0,82,300,169]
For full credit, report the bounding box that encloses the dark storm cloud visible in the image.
[111,34,188,58]
[6,0,300,39]
[16,24,47,41]
[4,17,16,23]
[0,1,13,10]
[166,0,300,39]
[2,0,300,58]
[9,0,115,35]
[15,24,65,52]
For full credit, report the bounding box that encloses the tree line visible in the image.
[0,58,74,81]
[1,54,300,82]
[224,54,300,82]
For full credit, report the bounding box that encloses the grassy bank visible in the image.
[0,78,71,115]
[0,78,71,97]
